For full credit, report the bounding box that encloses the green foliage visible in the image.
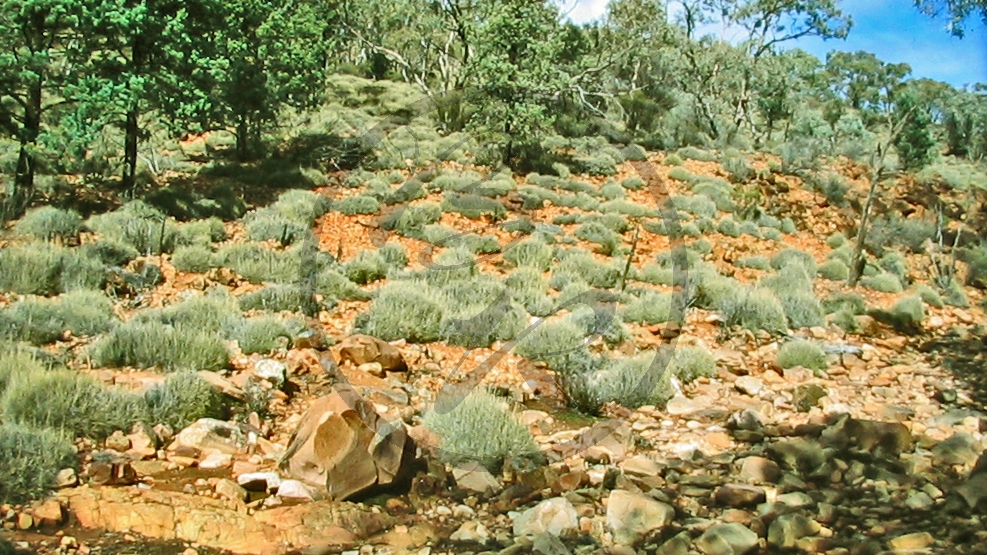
[667,167,696,182]
[623,291,672,324]
[817,259,850,281]
[383,203,443,236]
[823,292,867,315]
[562,351,672,414]
[739,221,762,237]
[780,218,797,234]
[141,372,229,431]
[556,251,621,288]
[238,285,319,313]
[912,284,944,308]
[669,344,717,382]
[664,154,684,166]
[0,244,105,295]
[720,287,788,333]
[717,218,740,237]
[87,202,177,254]
[677,146,716,161]
[0,291,116,344]
[723,155,753,183]
[805,172,848,206]
[943,280,970,307]
[0,424,77,505]
[345,249,389,284]
[505,267,553,317]
[231,317,290,354]
[575,222,622,255]
[175,218,227,246]
[861,272,904,293]
[172,245,214,273]
[668,194,717,218]
[832,307,860,333]
[334,195,381,215]
[80,240,140,266]
[504,237,554,271]
[442,193,507,220]
[894,92,937,170]
[90,320,229,372]
[866,216,936,255]
[622,176,646,190]
[776,340,827,370]
[16,206,83,241]
[515,317,586,369]
[622,143,649,161]
[734,255,770,270]
[424,388,538,470]
[354,280,445,343]
[827,232,847,248]
[636,263,674,285]
[771,248,817,275]
[878,251,909,282]
[777,291,826,328]
[869,295,926,334]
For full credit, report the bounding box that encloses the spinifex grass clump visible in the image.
[575,222,623,255]
[503,237,554,271]
[776,339,827,371]
[353,280,446,343]
[0,244,106,295]
[90,320,229,371]
[16,206,84,242]
[424,388,539,470]
[0,291,116,344]
[87,201,178,254]
[719,287,788,333]
[244,190,329,245]
[0,424,77,505]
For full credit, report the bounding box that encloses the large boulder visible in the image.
[605,490,676,545]
[279,384,417,501]
[338,335,407,373]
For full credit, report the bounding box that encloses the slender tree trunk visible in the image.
[122,107,140,189]
[5,80,43,222]
[236,117,249,161]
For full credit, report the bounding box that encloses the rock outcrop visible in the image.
[337,334,407,373]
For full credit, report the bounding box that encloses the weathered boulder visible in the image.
[338,335,407,373]
[605,490,675,545]
[695,523,759,555]
[169,419,248,456]
[513,497,579,538]
[279,384,417,501]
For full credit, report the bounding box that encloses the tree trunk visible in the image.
[4,80,43,222]
[122,107,140,189]
[236,117,249,161]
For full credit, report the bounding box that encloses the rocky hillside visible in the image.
[1,129,987,555]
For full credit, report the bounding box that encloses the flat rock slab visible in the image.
[60,486,394,555]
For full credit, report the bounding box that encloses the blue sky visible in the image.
[562,0,986,87]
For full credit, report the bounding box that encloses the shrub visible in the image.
[0,245,105,295]
[761,264,813,296]
[623,143,648,161]
[827,244,853,265]
[622,291,672,325]
[80,240,140,266]
[637,263,674,285]
[943,280,969,308]
[663,154,683,166]
[381,203,442,236]
[832,307,860,333]
[669,344,716,382]
[827,232,847,248]
[692,179,735,211]
[575,222,623,256]
[424,388,538,470]
[739,221,761,237]
[777,291,826,328]
[334,195,381,215]
[504,238,554,271]
[0,424,77,505]
[556,251,621,288]
[141,372,229,431]
[90,320,229,371]
[442,193,506,220]
[600,182,627,201]
[318,268,371,301]
[16,206,83,241]
[677,146,716,162]
[667,167,695,182]
[717,218,740,237]
[735,255,770,270]
[505,267,554,317]
[680,222,701,237]
[232,317,290,354]
[817,259,850,281]
[0,291,116,344]
[580,212,631,233]
[758,215,782,229]
[244,210,309,245]
[572,153,618,176]
[878,251,909,282]
[175,218,226,246]
[861,272,903,293]
[805,172,848,205]
[214,244,306,284]
[720,287,788,333]
[762,228,782,241]
[780,218,797,234]
[378,243,408,269]
[353,280,445,343]
[912,284,944,308]
[87,202,177,254]
[515,317,587,369]
[172,245,214,273]
[771,248,817,275]
[877,295,925,334]
[2,370,137,439]
[668,195,716,218]
[345,249,388,284]
[776,339,827,370]
[822,292,866,315]
[622,176,645,190]
[599,199,650,218]
[564,352,673,414]
[239,285,319,313]
[555,192,601,211]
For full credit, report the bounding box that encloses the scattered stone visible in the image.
[792,384,827,412]
[55,468,78,489]
[727,410,764,432]
[338,335,407,373]
[279,384,417,501]
[254,359,287,388]
[888,532,934,552]
[105,430,131,452]
[666,395,706,415]
[215,479,248,502]
[277,480,318,501]
[16,513,32,530]
[605,489,675,545]
[199,452,233,469]
[932,433,981,467]
[737,457,782,484]
[735,377,764,396]
[904,491,934,511]
[357,362,385,377]
[776,492,814,508]
[237,472,282,492]
[655,531,692,555]
[31,499,64,526]
[695,523,760,555]
[715,484,766,508]
[170,419,248,456]
[450,520,490,543]
[512,497,578,538]
[621,455,661,477]
[532,532,572,555]
[195,371,245,401]
[767,513,820,548]
[452,461,502,494]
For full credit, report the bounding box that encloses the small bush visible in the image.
[822,292,866,315]
[353,280,445,343]
[0,424,77,505]
[563,352,672,414]
[175,218,226,246]
[80,240,140,266]
[667,167,695,182]
[424,388,538,470]
[622,176,646,190]
[345,249,388,284]
[723,156,753,183]
[720,287,788,333]
[663,154,683,166]
[572,153,618,176]
[382,203,442,236]
[505,267,554,317]
[504,238,554,271]
[739,221,762,237]
[717,218,740,237]
[244,210,309,245]
[141,372,229,431]
[827,232,847,248]
[869,295,925,334]
[780,218,797,234]
[669,344,716,382]
[878,251,909,282]
[677,146,716,162]
[771,248,817,276]
[827,244,853,265]
[861,273,903,293]
[600,182,626,201]
[735,255,770,270]
[777,291,826,328]
[623,143,648,161]
[912,284,944,308]
[575,222,623,256]
[761,264,813,296]
[758,215,782,229]
[622,291,672,325]
[776,339,827,370]
[556,251,621,288]
[668,195,716,218]
[378,243,408,269]
[442,193,506,220]
[0,245,105,295]
[214,244,306,284]
[231,317,290,354]
[239,285,319,313]
[806,172,848,206]
[16,206,83,241]
[599,199,650,218]
[87,202,177,254]
[90,320,229,371]
[943,280,969,308]
[580,213,631,233]
[692,179,735,211]
[172,245,214,273]
[817,259,850,281]
[832,307,860,333]
[515,317,587,370]
[0,291,116,344]
[334,195,381,215]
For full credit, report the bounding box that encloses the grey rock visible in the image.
[735,376,764,396]
[932,433,980,466]
[737,456,782,484]
[237,471,281,492]
[715,484,766,508]
[655,531,692,555]
[513,497,579,538]
[792,384,827,412]
[605,489,676,545]
[767,513,820,548]
[453,460,502,494]
[532,533,572,555]
[253,359,287,387]
[695,523,760,555]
